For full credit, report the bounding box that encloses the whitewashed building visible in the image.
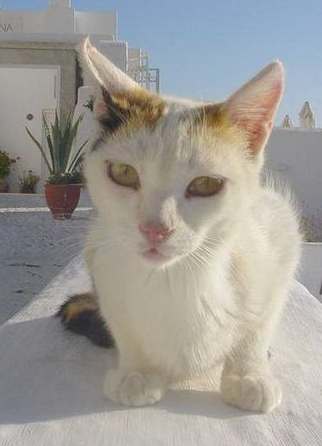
[0,0,159,191]
[0,0,117,36]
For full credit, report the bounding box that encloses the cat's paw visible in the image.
[104,369,166,407]
[220,372,282,413]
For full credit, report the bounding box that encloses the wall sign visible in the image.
[0,13,23,32]
[0,24,14,32]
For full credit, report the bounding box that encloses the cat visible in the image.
[58,38,301,413]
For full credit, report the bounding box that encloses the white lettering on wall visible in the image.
[0,24,14,32]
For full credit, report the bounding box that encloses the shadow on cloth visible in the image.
[0,317,252,424]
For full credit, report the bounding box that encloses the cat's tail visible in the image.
[56,292,115,349]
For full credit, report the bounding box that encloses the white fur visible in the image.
[81,41,301,413]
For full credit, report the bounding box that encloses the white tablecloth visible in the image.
[1,257,321,446]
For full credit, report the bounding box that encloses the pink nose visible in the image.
[139,223,174,244]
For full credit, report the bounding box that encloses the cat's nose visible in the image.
[139,223,174,244]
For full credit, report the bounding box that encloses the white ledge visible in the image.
[0,257,321,445]
[0,207,92,213]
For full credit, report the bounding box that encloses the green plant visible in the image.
[47,171,83,185]
[19,170,40,193]
[26,111,88,184]
[84,96,94,112]
[0,150,12,178]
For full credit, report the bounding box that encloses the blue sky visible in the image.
[6,0,322,125]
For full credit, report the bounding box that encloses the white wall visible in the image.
[0,12,25,32]
[44,7,75,34]
[0,7,116,37]
[300,243,322,300]
[98,41,128,71]
[75,11,117,38]
[0,66,58,192]
[0,10,70,34]
[266,128,322,240]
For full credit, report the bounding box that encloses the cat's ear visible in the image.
[224,61,284,154]
[81,37,139,95]
[80,38,164,129]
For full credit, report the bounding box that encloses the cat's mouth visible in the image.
[142,247,169,263]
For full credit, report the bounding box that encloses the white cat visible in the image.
[79,38,301,412]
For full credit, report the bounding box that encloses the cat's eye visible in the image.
[186,176,224,197]
[107,162,140,190]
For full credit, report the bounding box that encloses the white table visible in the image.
[1,257,321,445]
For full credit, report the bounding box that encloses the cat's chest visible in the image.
[93,249,235,375]
[93,247,228,311]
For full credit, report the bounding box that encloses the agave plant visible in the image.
[0,150,12,179]
[26,112,88,184]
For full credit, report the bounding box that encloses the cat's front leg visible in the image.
[103,336,168,407]
[221,365,282,413]
[220,329,282,413]
[104,368,167,407]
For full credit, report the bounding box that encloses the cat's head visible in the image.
[81,38,284,268]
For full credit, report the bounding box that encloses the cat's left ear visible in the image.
[224,61,284,154]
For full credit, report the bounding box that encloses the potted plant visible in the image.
[0,150,13,193]
[19,170,40,194]
[26,112,87,220]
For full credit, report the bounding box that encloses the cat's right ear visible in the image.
[79,37,137,121]
[81,37,139,95]
[79,38,165,129]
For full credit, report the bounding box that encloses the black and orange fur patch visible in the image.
[96,87,166,137]
[56,293,114,349]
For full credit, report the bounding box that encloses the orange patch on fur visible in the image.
[113,89,165,126]
[188,102,244,144]
[60,293,98,322]
[98,87,166,134]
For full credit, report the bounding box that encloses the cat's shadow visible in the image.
[0,317,251,425]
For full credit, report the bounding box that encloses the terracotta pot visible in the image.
[45,183,81,220]
[0,177,9,193]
